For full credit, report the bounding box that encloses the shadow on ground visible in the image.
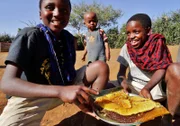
[55,111,113,126]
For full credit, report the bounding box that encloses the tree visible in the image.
[69,1,123,50]
[114,9,180,48]
[0,33,14,42]
[69,1,123,34]
[116,24,127,48]
[152,9,180,45]
[106,26,120,48]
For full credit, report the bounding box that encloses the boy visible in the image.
[82,12,110,63]
[117,13,180,125]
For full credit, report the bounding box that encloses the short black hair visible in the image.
[39,0,42,10]
[127,13,152,29]
[39,0,71,10]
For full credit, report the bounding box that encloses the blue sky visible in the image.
[0,0,179,36]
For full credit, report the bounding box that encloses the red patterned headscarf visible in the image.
[127,33,172,71]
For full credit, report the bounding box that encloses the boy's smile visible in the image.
[126,21,149,49]
[39,0,71,37]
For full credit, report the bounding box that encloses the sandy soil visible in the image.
[0,46,179,126]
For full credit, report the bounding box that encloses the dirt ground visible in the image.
[0,46,179,126]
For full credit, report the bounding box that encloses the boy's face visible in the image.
[40,0,71,36]
[126,20,150,49]
[84,13,98,31]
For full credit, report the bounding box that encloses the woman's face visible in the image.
[39,0,71,36]
[126,20,150,49]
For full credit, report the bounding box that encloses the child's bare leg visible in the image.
[84,61,109,91]
[165,63,180,116]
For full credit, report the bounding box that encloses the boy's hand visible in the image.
[74,99,100,119]
[121,79,131,93]
[140,88,152,100]
[59,85,99,118]
[106,56,110,61]
[106,53,110,61]
[59,85,98,104]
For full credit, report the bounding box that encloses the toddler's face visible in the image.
[126,21,149,49]
[40,0,71,36]
[84,13,98,31]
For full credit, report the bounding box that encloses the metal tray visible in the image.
[93,86,142,126]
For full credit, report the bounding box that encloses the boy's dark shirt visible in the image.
[5,27,76,85]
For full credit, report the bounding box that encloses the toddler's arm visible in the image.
[105,42,110,61]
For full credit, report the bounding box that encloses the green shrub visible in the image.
[0,33,14,42]
[74,34,85,50]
